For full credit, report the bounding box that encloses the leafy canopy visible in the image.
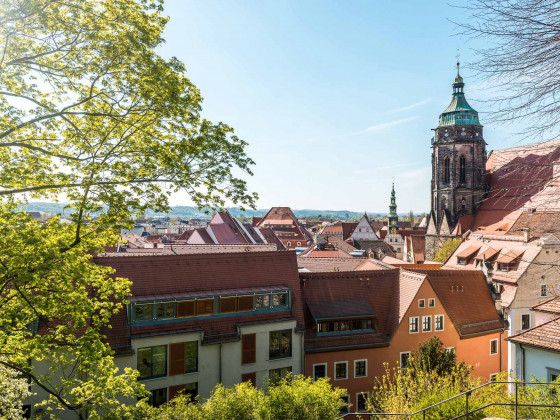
[0,0,256,417]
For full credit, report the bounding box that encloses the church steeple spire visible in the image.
[388,181,399,234]
[438,61,480,127]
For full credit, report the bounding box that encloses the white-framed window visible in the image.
[435,315,444,331]
[428,298,435,308]
[356,392,369,412]
[445,347,455,354]
[296,241,301,247]
[490,339,498,355]
[286,241,291,247]
[422,315,432,332]
[418,299,425,308]
[313,363,327,380]
[521,313,531,330]
[334,361,348,380]
[400,352,411,368]
[340,395,350,414]
[354,359,367,378]
[540,284,548,297]
[490,373,498,381]
[547,368,560,383]
[409,316,419,333]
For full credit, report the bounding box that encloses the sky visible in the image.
[159,0,522,213]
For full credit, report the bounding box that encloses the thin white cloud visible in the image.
[361,116,418,133]
[387,98,431,114]
[400,166,431,180]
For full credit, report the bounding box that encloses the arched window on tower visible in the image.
[443,157,450,184]
[459,156,466,184]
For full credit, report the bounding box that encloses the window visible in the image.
[241,372,256,385]
[219,297,237,313]
[443,156,450,183]
[490,374,498,382]
[459,155,466,183]
[269,366,291,384]
[168,382,198,403]
[318,319,374,333]
[335,361,348,380]
[156,302,176,319]
[428,298,435,308]
[269,329,292,359]
[297,241,301,247]
[313,363,327,380]
[137,345,167,380]
[445,347,455,354]
[272,292,289,308]
[547,368,560,383]
[409,316,419,333]
[540,284,549,297]
[354,360,367,378]
[356,392,369,412]
[418,299,425,308]
[435,315,444,331]
[340,395,350,414]
[286,241,291,247]
[400,352,411,368]
[521,313,531,330]
[490,339,498,355]
[242,333,256,365]
[169,341,198,376]
[256,294,270,309]
[422,315,432,332]
[149,388,167,407]
[135,304,153,321]
[457,256,467,265]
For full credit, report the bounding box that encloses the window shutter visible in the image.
[242,333,256,365]
[197,299,215,316]
[168,384,185,401]
[177,301,195,317]
[169,342,186,376]
[219,297,237,313]
[241,372,256,385]
[238,296,254,312]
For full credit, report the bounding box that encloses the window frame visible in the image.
[428,298,436,308]
[313,363,327,380]
[435,314,444,331]
[422,315,432,332]
[356,392,369,412]
[400,351,411,369]
[137,345,167,381]
[334,361,348,380]
[490,338,498,355]
[269,329,292,360]
[409,316,419,334]
[354,359,368,378]
[418,299,426,308]
[540,284,549,298]
[521,313,531,331]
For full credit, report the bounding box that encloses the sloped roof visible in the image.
[532,296,560,315]
[297,257,369,273]
[307,298,376,320]
[496,249,525,264]
[456,245,481,259]
[507,317,560,352]
[405,269,504,336]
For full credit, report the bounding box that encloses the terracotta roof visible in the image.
[306,250,351,258]
[307,298,376,320]
[474,247,501,262]
[507,317,560,352]
[95,251,304,352]
[405,269,504,336]
[355,259,390,270]
[532,296,560,315]
[506,211,560,238]
[456,245,481,259]
[496,249,525,264]
[382,255,410,265]
[410,235,426,263]
[297,257,368,273]
[342,222,358,240]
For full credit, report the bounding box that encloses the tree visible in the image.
[125,376,347,420]
[0,359,32,420]
[459,0,560,140]
[433,238,461,263]
[0,0,256,417]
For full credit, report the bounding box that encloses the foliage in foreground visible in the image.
[0,360,32,420]
[120,375,347,420]
[433,239,461,263]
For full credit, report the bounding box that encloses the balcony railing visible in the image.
[335,381,560,420]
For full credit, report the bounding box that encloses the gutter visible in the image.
[520,343,525,382]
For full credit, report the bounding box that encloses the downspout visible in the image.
[499,329,503,373]
[219,343,222,384]
[301,332,305,375]
[520,344,525,382]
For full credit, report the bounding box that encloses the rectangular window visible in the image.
[547,368,560,383]
[269,329,292,360]
[196,298,214,316]
[219,297,237,313]
[149,388,167,407]
[313,363,327,380]
[238,295,255,312]
[241,372,256,385]
[334,361,348,380]
[185,341,198,373]
[269,366,292,384]
[418,299,425,308]
[256,294,270,309]
[409,316,419,333]
[156,302,176,319]
[356,392,369,412]
[490,339,498,355]
[490,374,498,382]
[340,395,350,414]
[354,360,367,378]
[445,347,455,354]
[422,315,432,332]
[400,352,411,368]
[137,345,167,380]
[521,313,531,330]
[428,298,436,308]
[540,284,548,297]
[435,315,444,331]
[168,383,197,402]
[457,257,467,265]
[242,333,256,365]
[134,304,153,321]
[177,301,195,318]
[272,292,288,307]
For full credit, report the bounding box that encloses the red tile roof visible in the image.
[456,245,481,259]
[532,296,560,315]
[507,317,560,352]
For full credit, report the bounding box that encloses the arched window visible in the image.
[443,157,450,183]
[459,156,466,183]
[461,197,467,212]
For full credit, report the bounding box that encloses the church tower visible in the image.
[388,181,399,234]
[426,63,488,258]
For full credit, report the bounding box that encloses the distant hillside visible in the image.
[20,202,416,221]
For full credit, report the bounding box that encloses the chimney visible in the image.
[523,228,530,243]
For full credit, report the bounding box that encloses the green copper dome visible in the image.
[438,63,480,127]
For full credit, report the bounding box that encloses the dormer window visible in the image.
[317,318,374,334]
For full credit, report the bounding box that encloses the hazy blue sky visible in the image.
[160,0,521,213]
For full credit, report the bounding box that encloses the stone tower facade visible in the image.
[425,64,488,259]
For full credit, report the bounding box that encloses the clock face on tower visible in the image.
[391,227,397,234]
[391,220,396,226]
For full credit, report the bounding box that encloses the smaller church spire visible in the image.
[388,181,399,234]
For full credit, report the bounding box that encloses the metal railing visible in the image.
[335,380,560,420]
